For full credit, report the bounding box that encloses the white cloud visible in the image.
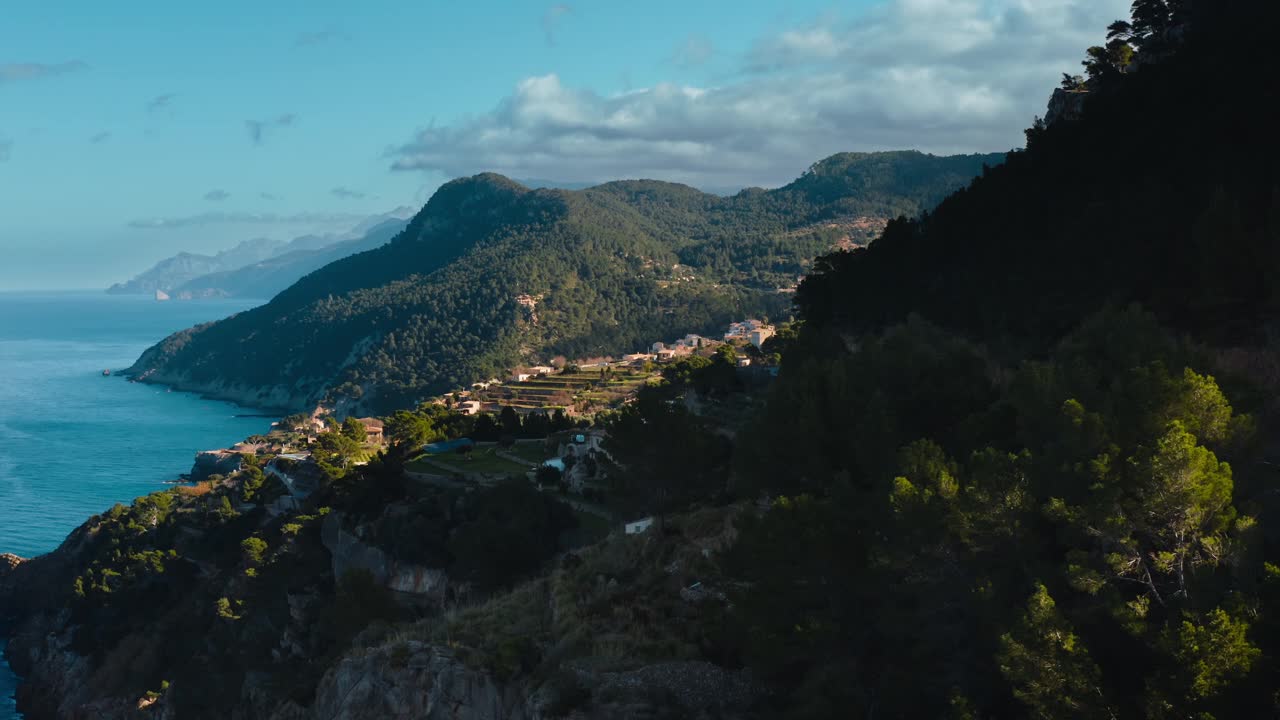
[391,0,1129,189]
[331,186,367,200]
[204,189,230,202]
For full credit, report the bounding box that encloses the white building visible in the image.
[749,327,775,349]
[724,319,765,341]
[625,517,655,535]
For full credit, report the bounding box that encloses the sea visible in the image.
[0,291,271,718]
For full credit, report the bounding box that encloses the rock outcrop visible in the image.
[190,450,243,481]
[321,514,448,598]
[0,552,22,580]
[311,642,530,720]
[1045,87,1088,126]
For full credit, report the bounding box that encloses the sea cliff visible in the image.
[0,430,752,719]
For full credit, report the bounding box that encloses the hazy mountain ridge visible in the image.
[171,217,410,301]
[105,239,286,295]
[106,208,415,299]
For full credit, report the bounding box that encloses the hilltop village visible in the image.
[188,318,781,536]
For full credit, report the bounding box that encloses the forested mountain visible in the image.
[126,150,1001,412]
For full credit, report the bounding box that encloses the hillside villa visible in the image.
[355,417,385,445]
[725,319,775,349]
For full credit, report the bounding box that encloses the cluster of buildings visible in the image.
[611,319,779,367]
[649,333,711,362]
[508,365,556,383]
[723,319,775,349]
[298,406,386,444]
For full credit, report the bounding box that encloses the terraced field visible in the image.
[484,369,658,413]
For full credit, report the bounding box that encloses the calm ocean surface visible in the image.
[0,291,270,717]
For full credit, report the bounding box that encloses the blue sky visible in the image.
[0,0,1128,289]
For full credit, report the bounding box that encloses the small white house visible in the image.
[625,517,655,535]
[749,327,775,349]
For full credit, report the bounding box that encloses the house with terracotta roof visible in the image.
[355,417,385,445]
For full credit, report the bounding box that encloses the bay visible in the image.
[0,291,270,718]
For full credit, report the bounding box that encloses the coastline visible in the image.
[0,291,277,719]
[120,370,302,418]
[0,371,282,720]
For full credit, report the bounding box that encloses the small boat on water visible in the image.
[102,369,111,377]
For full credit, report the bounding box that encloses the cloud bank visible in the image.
[392,0,1129,188]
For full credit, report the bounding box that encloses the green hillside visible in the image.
[127,150,1002,413]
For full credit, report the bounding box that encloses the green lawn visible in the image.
[409,446,531,476]
[506,442,551,464]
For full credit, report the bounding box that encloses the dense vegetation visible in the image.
[713,2,1280,716]
[797,2,1279,349]
[730,309,1275,718]
[128,151,1000,413]
[1,447,580,717]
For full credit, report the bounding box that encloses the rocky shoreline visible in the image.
[121,366,305,418]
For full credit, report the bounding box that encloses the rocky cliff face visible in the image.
[321,514,448,598]
[1045,87,1088,126]
[311,642,532,720]
[124,359,319,414]
[1,455,753,720]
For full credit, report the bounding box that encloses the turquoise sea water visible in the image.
[0,291,269,717]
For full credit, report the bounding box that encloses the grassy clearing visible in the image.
[506,442,551,464]
[412,446,532,476]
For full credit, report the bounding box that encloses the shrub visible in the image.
[241,537,268,566]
